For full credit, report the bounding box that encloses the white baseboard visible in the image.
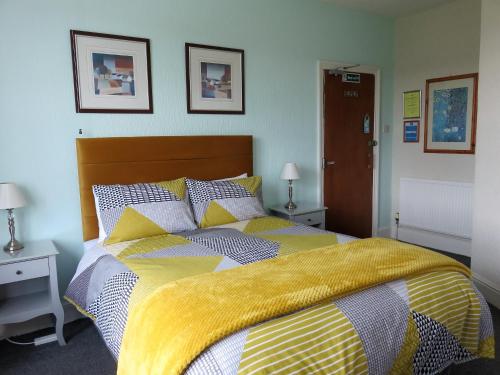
[473,273,500,310]
[377,227,391,238]
[0,301,85,340]
[395,226,471,257]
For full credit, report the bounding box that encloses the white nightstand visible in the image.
[0,240,66,345]
[269,204,328,229]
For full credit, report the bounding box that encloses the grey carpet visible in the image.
[0,319,116,375]
[0,249,498,374]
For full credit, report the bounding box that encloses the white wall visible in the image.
[471,0,500,309]
[391,0,481,253]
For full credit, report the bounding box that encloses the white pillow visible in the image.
[213,173,248,182]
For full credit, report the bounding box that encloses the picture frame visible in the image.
[403,90,421,119]
[424,73,478,154]
[185,43,245,114]
[70,30,153,113]
[403,120,420,143]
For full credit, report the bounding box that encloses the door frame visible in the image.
[317,60,381,236]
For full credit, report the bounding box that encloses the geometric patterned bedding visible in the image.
[93,178,196,244]
[65,216,495,374]
[186,176,266,228]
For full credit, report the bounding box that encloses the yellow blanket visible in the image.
[117,238,470,375]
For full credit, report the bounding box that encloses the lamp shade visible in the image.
[0,183,27,209]
[280,163,300,180]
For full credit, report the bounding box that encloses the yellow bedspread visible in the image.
[117,238,471,375]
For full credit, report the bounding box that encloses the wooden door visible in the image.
[323,71,375,238]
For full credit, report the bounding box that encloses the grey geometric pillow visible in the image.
[93,177,196,244]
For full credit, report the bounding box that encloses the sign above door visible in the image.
[342,72,361,83]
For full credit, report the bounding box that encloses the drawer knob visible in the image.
[307,218,312,221]
[16,270,23,275]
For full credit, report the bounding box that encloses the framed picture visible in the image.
[70,30,153,113]
[424,73,478,154]
[403,120,420,143]
[185,43,245,114]
[403,90,421,119]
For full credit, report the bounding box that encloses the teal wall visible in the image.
[0,0,394,290]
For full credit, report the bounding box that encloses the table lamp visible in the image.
[0,183,27,252]
[280,162,300,210]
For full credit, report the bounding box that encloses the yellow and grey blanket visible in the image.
[65,217,495,374]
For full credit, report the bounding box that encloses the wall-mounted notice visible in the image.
[404,120,420,143]
[403,90,421,119]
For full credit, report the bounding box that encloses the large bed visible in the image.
[66,135,494,375]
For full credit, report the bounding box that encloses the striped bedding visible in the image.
[65,216,494,374]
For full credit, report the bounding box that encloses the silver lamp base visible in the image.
[4,208,23,252]
[4,239,23,252]
[284,179,297,211]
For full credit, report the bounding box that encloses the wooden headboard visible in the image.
[76,135,253,241]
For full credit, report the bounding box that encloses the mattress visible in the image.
[65,216,494,374]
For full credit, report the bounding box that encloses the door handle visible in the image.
[368,140,378,147]
[322,158,336,169]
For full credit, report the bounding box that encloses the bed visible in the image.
[66,135,494,375]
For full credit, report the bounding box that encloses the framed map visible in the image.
[424,74,478,154]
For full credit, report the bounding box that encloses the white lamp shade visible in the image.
[280,162,300,180]
[0,183,27,209]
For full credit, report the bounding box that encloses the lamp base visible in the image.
[4,239,23,253]
[284,201,297,211]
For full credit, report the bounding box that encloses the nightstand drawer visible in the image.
[293,212,324,226]
[0,258,49,284]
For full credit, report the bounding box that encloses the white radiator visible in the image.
[399,178,473,239]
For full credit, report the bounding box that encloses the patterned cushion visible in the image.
[186,176,266,228]
[93,177,197,245]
